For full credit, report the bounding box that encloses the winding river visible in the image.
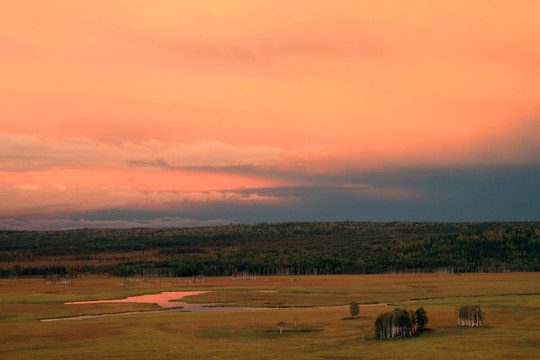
[41,291,266,322]
[40,291,389,322]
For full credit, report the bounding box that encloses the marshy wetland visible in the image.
[1,273,539,359]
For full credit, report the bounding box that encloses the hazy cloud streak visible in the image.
[0,217,231,231]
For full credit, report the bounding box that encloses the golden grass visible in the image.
[1,273,539,359]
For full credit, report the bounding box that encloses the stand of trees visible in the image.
[374,307,428,339]
[1,221,539,277]
[456,305,485,327]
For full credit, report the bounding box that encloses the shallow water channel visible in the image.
[41,291,390,322]
[41,291,266,322]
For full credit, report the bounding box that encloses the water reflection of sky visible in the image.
[41,291,267,321]
[66,291,210,308]
[42,291,390,322]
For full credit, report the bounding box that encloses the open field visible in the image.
[1,273,539,359]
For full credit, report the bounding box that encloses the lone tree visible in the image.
[277,321,286,334]
[349,302,360,319]
[415,306,429,331]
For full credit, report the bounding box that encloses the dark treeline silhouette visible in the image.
[0,221,539,277]
[374,307,428,339]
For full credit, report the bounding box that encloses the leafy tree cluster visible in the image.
[456,305,485,327]
[0,222,539,277]
[374,307,428,339]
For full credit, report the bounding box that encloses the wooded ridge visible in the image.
[1,221,538,277]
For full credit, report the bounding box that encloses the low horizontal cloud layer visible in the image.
[2,166,539,230]
[0,217,231,231]
[1,118,539,227]
[0,185,286,218]
[2,118,539,174]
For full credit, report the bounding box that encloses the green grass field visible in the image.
[1,273,539,359]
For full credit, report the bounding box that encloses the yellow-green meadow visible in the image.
[1,273,539,359]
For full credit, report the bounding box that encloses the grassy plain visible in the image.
[1,273,539,359]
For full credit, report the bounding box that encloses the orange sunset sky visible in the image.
[1,1,539,229]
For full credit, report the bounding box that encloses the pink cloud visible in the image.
[1,117,539,178]
[0,184,286,218]
[1,2,539,220]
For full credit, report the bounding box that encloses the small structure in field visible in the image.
[277,321,286,334]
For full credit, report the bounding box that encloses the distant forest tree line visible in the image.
[0,221,539,277]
